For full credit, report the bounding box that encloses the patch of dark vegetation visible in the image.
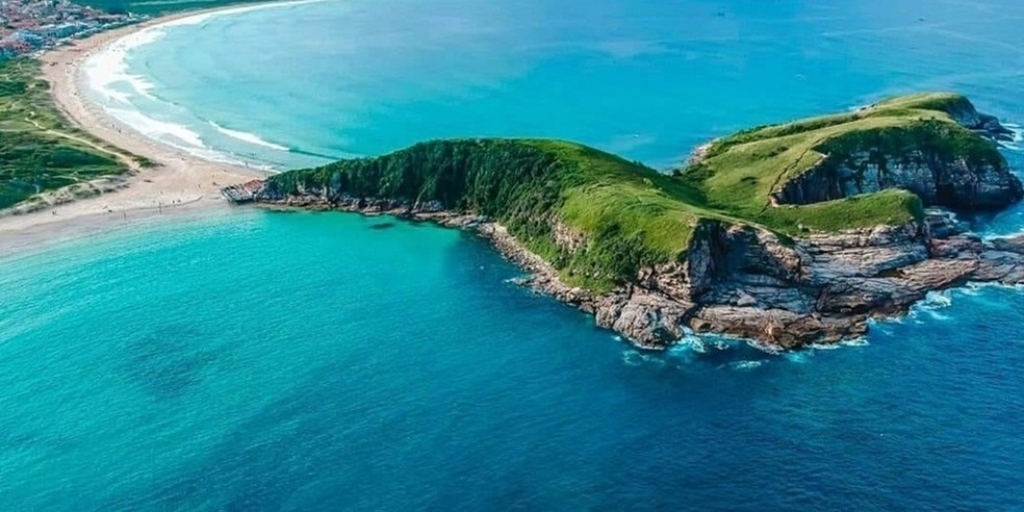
[0,59,126,210]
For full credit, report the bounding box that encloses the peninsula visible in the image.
[226,93,1024,350]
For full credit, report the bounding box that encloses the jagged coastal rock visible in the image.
[224,93,1024,350]
[771,121,1023,209]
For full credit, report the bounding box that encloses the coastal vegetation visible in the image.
[682,93,1005,218]
[0,58,127,210]
[259,93,1018,292]
[266,139,705,291]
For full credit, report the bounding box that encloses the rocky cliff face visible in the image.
[773,104,1023,210]
[774,148,1023,209]
[586,211,1024,349]
[943,98,1018,143]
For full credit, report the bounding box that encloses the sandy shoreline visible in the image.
[0,7,274,258]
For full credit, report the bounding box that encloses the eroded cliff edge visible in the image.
[602,212,1024,349]
[224,93,1024,350]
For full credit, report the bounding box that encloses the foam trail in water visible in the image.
[784,351,810,363]
[620,350,666,367]
[808,337,870,351]
[210,122,290,151]
[842,337,870,347]
[723,360,765,371]
[808,342,842,351]
[924,310,951,321]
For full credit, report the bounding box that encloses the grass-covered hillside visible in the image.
[264,139,710,292]
[0,59,129,210]
[677,92,1009,230]
[261,93,1018,291]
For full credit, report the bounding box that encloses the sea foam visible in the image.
[82,27,164,104]
[81,0,323,166]
[1000,122,1023,151]
[105,107,275,170]
[723,360,766,371]
[106,107,206,148]
[210,122,289,151]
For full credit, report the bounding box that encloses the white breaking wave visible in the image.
[784,351,810,363]
[919,290,953,309]
[841,337,870,347]
[960,281,1024,295]
[210,122,290,151]
[808,342,843,351]
[106,107,206,148]
[82,27,164,104]
[81,0,325,165]
[1000,122,1023,151]
[723,360,765,371]
[620,350,667,367]
[808,337,869,351]
[894,290,954,325]
[103,107,276,171]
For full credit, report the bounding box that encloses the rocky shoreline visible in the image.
[222,190,1024,351]
[220,97,1024,351]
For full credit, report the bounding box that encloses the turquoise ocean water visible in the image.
[4,0,1024,509]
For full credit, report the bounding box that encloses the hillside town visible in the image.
[0,0,133,57]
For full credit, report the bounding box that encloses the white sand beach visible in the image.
[0,8,274,256]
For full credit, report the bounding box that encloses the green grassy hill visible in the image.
[0,59,129,210]
[678,92,1007,229]
[262,93,1020,292]
[263,139,709,292]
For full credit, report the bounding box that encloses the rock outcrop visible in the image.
[670,211,1024,349]
[566,209,1024,350]
[775,148,1023,209]
[943,98,1018,143]
[772,106,1024,209]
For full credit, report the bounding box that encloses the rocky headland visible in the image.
[223,93,1024,351]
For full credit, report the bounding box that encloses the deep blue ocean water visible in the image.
[4,0,1024,509]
